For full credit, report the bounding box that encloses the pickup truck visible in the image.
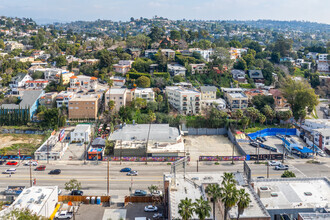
[55,211,73,219]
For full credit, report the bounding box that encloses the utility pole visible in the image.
[107,158,109,196]
[47,140,49,164]
[29,160,32,187]
[84,143,87,165]
[231,143,235,164]
[257,143,260,163]
[196,160,199,172]
[267,161,269,178]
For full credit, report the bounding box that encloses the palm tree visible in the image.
[222,172,236,186]
[234,109,243,127]
[178,197,195,220]
[220,183,238,220]
[246,107,259,127]
[148,185,158,194]
[263,105,275,125]
[258,113,266,125]
[206,183,222,220]
[236,189,251,220]
[194,196,211,220]
[240,116,249,132]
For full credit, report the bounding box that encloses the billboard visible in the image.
[58,129,65,142]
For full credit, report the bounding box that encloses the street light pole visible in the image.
[29,160,32,187]
[107,158,109,196]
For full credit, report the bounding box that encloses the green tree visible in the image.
[241,116,250,132]
[6,208,46,220]
[136,76,150,88]
[194,196,211,220]
[233,58,247,70]
[280,77,319,121]
[54,55,67,67]
[64,179,82,191]
[170,30,181,41]
[233,109,243,127]
[281,170,296,178]
[236,189,251,220]
[258,113,266,125]
[126,34,150,49]
[206,183,222,220]
[32,71,44,80]
[148,185,158,194]
[0,39,5,49]
[246,107,259,127]
[178,197,195,220]
[262,105,275,124]
[148,26,164,42]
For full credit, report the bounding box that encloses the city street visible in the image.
[0,159,329,202]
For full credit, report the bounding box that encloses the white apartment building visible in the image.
[44,68,68,81]
[134,88,155,102]
[56,91,75,108]
[166,86,201,115]
[190,48,214,62]
[69,75,97,91]
[70,124,91,143]
[302,119,330,151]
[317,54,329,73]
[105,88,127,111]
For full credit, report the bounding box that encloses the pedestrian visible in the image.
[9,174,11,178]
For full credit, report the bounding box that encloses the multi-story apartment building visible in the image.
[302,119,330,151]
[133,88,155,102]
[39,92,58,109]
[56,91,75,108]
[317,54,329,73]
[200,86,217,100]
[105,88,127,111]
[68,97,98,120]
[166,86,201,115]
[69,75,97,91]
[225,92,248,110]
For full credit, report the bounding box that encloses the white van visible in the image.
[3,168,16,174]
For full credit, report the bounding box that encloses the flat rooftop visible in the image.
[166,86,200,94]
[73,124,91,133]
[228,92,247,98]
[109,124,180,143]
[253,178,330,210]
[165,172,269,220]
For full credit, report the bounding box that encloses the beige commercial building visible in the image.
[68,97,98,120]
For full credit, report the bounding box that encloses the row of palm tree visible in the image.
[178,196,211,220]
[178,172,251,220]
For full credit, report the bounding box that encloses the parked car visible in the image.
[49,169,61,175]
[3,168,16,174]
[261,137,267,141]
[35,165,46,171]
[274,165,289,170]
[151,190,163,196]
[257,176,265,179]
[134,190,147,196]
[24,161,38,166]
[126,171,138,176]
[268,161,282,166]
[6,161,18,166]
[58,189,62,195]
[153,213,163,219]
[55,211,73,219]
[120,167,131,172]
[250,142,258,147]
[144,205,158,212]
[71,190,83,196]
[0,160,6,165]
[256,137,264,142]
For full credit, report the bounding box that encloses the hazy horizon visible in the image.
[0,0,329,25]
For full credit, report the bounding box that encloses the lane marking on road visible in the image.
[0,178,163,182]
[290,165,307,177]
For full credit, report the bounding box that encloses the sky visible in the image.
[0,0,329,24]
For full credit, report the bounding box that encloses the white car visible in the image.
[126,170,138,176]
[151,190,163,196]
[144,205,158,212]
[55,211,73,219]
[3,168,16,174]
[268,161,281,166]
[24,161,38,166]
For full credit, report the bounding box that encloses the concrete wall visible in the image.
[187,127,227,135]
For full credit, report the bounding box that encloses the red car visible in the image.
[35,165,46,171]
[6,161,18,166]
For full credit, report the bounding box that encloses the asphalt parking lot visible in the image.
[126,203,164,220]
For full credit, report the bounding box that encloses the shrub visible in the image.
[281,170,296,178]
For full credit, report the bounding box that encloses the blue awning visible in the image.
[293,146,313,154]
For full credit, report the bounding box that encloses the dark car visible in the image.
[6,161,18,166]
[120,168,131,172]
[134,190,147,196]
[49,169,61,175]
[0,160,6,165]
[71,190,83,196]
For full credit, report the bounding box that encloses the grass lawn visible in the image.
[244,123,291,133]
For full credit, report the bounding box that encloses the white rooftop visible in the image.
[253,178,330,210]
[107,88,126,95]
[73,124,91,133]
[228,92,247,98]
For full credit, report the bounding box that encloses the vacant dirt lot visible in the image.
[184,135,240,161]
[0,133,44,151]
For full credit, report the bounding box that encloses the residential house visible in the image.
[14,57,34,63]
[68,97,98,120]
[269,89,289,109]
[244,89,268,101]
[39,92,58,109]
[306,52,318,60]
[55,91,75,108]
[200,86,217,100]
[317,54,329,73]
[190,48,214,62]
[110,76,126,87]
[201,99,226,111]
[127,48,141,58]
[248,70,265,83]
[113,63,131,75]
[0,90,44,120]
[70,124,91,143]
[133,88,155,102]
[44,68,70,82]
[231,69,246,83]
[9,73,33,89]
[167,64,186,76]
[160,49,175,60]
[166,86,201,115]
[145,49,158,58]
[25,79,49,89]
[189,63,207,75]
[5,41,25,51]
[54,71,75,85]
[224,92,248,110]
[69,75,98,91]
[221,87,245,94]
[229,47,248,60]
[319,76,330,86]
